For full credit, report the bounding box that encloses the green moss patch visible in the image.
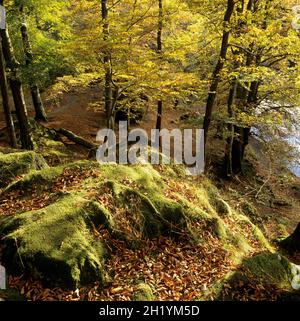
[236,252,291,286]
[0,152,48,188]
[96,180,187,242]
[0,157,277,292]
[215,252,293,300]
[4,160,99,195]
[133,283,155,301]
[0,195,108,289]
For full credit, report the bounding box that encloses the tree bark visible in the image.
[224,80,237,176]
[155,0,163,152]
[224,0,258,176]
[156,0,163,133]
[203,0,236,146]
[156,100,163,131]
[20,5,47,122]
[0,33,17,148]
[0,25,33,150]
[229,75,259,174]
[101,0,114,130]
[227,0,266,174]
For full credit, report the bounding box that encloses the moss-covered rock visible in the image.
[235,252,291,286]
[211,198,231,217]
[0,151,48,188]
[0,157,276,292]
[133,283,154,301]
[216,252,293,300]
[96,180,187,241]
[4,160,99,194]
[0,195,109,289]
[5,166,64,194]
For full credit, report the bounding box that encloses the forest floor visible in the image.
[0,82,300,301]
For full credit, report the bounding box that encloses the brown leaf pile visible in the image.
[1,167,283,301]
[7,221,234,301]
[0,167,100,216]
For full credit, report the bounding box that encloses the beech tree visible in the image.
[156,0,163,133]
[224,0,300,175]
[0,32,17,147]
[203,0,237,146]
[19,3,47,122]
[0,0,33,150]
[64,0,201,131]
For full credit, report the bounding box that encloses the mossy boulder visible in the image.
[234,252,292,287]
[0,195,109,289]
[0,151,48,188]
[5,166,64,195]
[97,180,188,241]
[0,158,274,292]
[209,196,231,217]
[4,160,98,195]
[216,252,294,300]
[133,283,154,301]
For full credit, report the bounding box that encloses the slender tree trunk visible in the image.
[230,125,250,173]
[156,100,163,131]
[101,0,114,130]
[0,24,33,150]
[155,0,163,151]
[0,33,17,148]
[229,77,259,174]
[203,0,236,147]
[224,80,237,176]
[156,0,163,131]
[20,5,47,122]
[229,76,252,174]
[228,0,267,173]
[224,0,258,175]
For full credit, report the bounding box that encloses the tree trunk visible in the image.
[224,80,237,176]
[203,0,236,146]
[101,0,114,130]
[230,125,251,174]
[0,25,33,150]
[224,0,258,176]
[156,100,163,131]
[155,0,163,150]
[0,33,17,148]
[20,5,47,122]
[228,0,269,174]
[229,52,260,173]
[228,81,252,174]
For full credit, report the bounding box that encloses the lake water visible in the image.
[285,107,300,177]
[287,134,300,177]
